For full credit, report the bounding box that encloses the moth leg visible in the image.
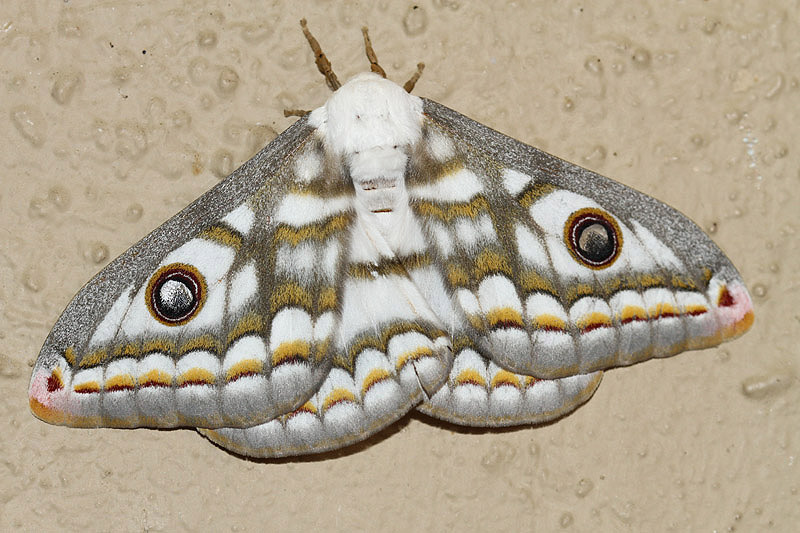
[299,18,341,91]
[283,108,310,118]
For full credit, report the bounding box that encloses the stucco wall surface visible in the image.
[1,1,797,531]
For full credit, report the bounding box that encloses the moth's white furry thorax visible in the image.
[309,72,424,154]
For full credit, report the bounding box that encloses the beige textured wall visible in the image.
[2,1,798,531]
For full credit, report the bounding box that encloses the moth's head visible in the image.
[309,72,424,156]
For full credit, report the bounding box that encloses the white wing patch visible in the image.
[502,168,533,197]
[221,205,255,235]
[515,224,552,272]
[425,129,456,162]
[87,287,133,350]
[631,221,685,271]
[227,261,258,315]
[452,214,496,251]
[293,145,323,184]
[409,167,484,203]
[275,193,351,227]
[275,242,317,280]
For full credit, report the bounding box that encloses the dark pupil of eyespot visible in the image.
[154,275,197,321]
[577,222,614,262]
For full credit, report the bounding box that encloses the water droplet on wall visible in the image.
[403,5,428,36]
[631,47,651,68]
[28,198,46,219]
[432,0,460,10]
[575,478,594,498]
[124,203,143,222]
[582,145,607,165]
[741,373,794,399]
[22,267,45,292]
[188,57,212,85]
[480,440,516,470]
[584,56,603,75]
[170,110,192,129]
[0,352,24,379]
[217,67,240,96]
[84,242,109,264]
[752,283,768,299]
[211,149,234,179]
[197,30,218,49]
[247,125,278,156]
[51,72,83,105]
[114,122,148,161]
[47,186,71,211]
[240,24,273,44]
[10,105,46,147]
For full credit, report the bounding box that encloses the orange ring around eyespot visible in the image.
[564,208,623,269]
[144,263,207,326]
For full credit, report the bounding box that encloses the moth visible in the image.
[29,21,754,458]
